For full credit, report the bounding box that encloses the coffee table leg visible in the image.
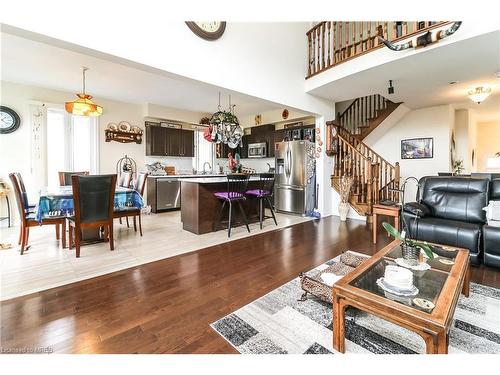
[333,293,346,353]
[436,331,449,354]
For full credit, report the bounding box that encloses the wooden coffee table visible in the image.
[332,240,470,354]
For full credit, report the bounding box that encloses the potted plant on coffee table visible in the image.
[382,222,434,266]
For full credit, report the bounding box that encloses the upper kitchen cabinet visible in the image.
[145,123,194,157]
[146,124,167,156]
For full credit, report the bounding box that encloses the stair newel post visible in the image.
[395,162,401,203]
[366,158,373,211]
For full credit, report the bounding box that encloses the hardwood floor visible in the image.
[1,215,498,354]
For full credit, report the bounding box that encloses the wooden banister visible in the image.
[307,21,451,79]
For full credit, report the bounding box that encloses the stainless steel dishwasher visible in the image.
[156,178,181,210]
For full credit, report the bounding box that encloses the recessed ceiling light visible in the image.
[449,81,459,85]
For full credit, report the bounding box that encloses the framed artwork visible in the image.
[401,138,433,159]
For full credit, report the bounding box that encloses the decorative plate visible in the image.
[376,277,419,297]
[131,126,142,134]
[107,123,118,131]
[118,121,131,132]
[395,257,431,271]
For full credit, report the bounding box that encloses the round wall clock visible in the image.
[185,22,226,41]
[0,106,21,134]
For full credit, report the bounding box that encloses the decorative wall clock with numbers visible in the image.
[0,106,21,134]
[185,22,226,41]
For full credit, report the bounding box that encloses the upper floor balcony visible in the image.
[306,21,451,79]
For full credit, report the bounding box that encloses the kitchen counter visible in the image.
[148,174,224,178]
[180,177,263,235]
[179,176,262,184]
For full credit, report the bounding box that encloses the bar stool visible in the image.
[214,174,250,238]
[245,173,277,229]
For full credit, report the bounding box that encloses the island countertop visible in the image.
[179,176,263,184]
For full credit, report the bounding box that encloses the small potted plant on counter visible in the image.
[382,222,434,266]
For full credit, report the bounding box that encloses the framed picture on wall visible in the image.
[401,138,434,159]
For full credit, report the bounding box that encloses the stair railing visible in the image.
[337,94,388,136]
[307,21,451,78]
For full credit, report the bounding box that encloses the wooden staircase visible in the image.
[337,94,402,141]
[327,94,402,220]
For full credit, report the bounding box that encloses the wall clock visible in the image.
[185,22,226,41]
[0,106,21,134]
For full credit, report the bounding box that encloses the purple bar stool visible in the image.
[214,174,251,238]
[245,173,277,229]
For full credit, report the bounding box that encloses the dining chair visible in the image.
[117,171,133,226]
[245,173,278,229]
[214,174,251,238]
[68,174,117,258]
[58,171,90,186]
[113,172,147,236]
[9,173,66,255]
[12,172,36,213]
[117,171,133,188]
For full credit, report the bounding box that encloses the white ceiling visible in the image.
[0,31,287,117]
[310,30,500,122]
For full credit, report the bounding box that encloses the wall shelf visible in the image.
[105,129,143,144]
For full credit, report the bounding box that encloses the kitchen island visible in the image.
[180,176,263,235]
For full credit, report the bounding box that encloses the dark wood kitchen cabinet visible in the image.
[146,124,194,157]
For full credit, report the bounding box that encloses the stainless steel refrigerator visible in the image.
[274,140,316,215]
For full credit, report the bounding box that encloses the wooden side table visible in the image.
[372,204,400,244]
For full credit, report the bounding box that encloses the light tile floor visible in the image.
[0,211,311,301]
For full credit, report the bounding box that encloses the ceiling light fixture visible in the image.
[65,67,103,116]
[467,86,491,104]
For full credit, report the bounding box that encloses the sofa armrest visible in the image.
[403,202,431,217]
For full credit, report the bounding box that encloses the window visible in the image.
[46,107,98,187]
[193,130,214,172]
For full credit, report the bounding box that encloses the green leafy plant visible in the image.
[382,222,434,259]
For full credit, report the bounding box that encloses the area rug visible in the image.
[210,254,500,354]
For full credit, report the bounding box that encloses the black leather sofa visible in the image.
[402,176,490,265]
[483,179,500,268]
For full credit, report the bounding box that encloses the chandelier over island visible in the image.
[206,93,244,149]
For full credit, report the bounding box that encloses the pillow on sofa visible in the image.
[483,201,500,224]
[404,202,431,217]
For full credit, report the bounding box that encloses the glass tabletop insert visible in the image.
[350,245,453,313]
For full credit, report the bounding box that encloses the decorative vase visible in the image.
[338,202,349,221]
[401,244,420,266]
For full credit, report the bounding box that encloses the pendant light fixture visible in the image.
[65,67,103,116]
[208,93,243,149]
[467,86,491,104]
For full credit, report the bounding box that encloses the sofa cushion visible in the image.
[402,213,482,257]
[483,225,500,268]
[419,176,489,223]
[491,179,500,200]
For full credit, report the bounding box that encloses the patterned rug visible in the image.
[211,254,500,354]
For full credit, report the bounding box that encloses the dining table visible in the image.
[35,186,144,223]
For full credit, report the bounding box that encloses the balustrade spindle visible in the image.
[327,22,331,66]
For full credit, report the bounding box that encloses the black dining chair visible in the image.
[214,174,251,238]
[9,173,66,254]
[113,172,147,236]
[245,173,278,229]
[58,171,89,186]
[68,174,117,258]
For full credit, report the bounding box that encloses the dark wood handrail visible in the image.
[307,21,451,79]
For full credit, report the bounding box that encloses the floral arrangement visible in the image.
[382,222,434,259]
[339,175,354,203]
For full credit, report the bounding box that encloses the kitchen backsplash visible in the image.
[215,157,275,173]
[145,156,194,174]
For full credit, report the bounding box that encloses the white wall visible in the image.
[475,121,500,172]
[0,81,207,222]
[364,105,454,201]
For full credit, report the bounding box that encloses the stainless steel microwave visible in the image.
[248,142,267,158]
